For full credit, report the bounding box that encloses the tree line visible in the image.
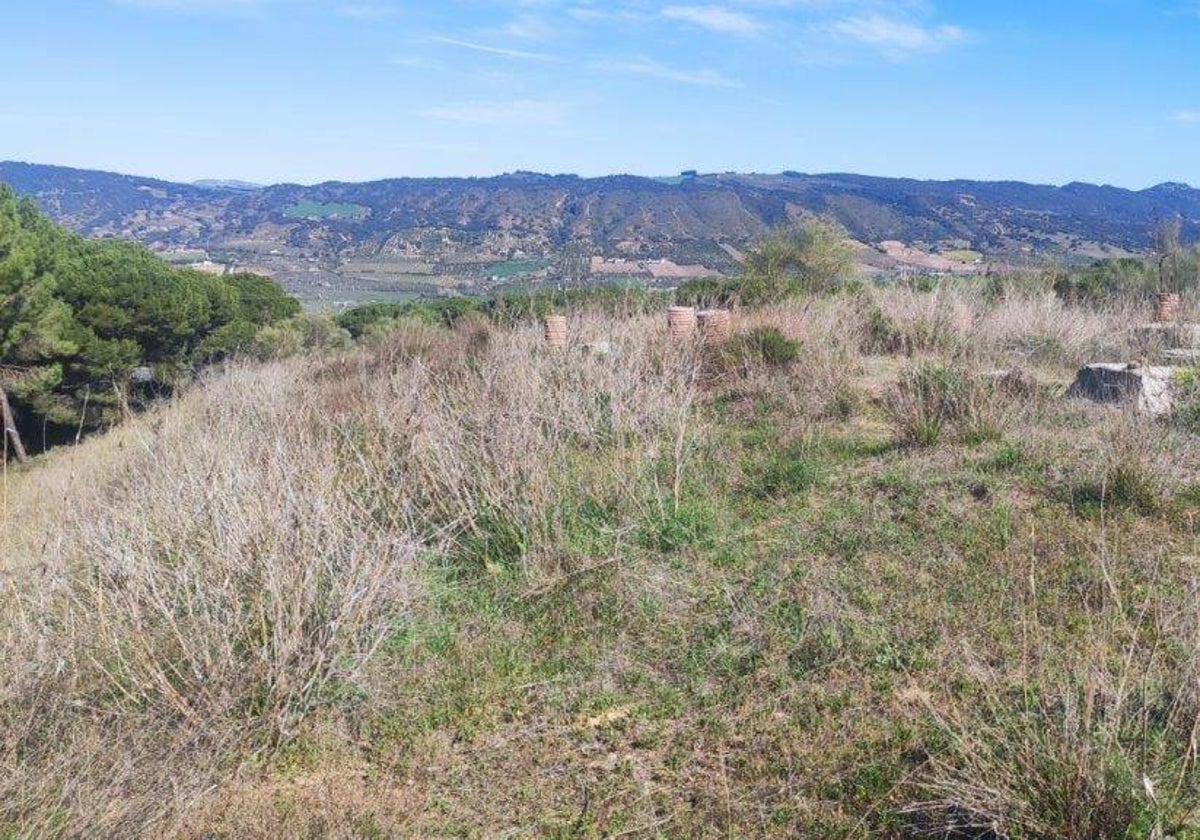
[0,184,299,457]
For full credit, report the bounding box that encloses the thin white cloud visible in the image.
[337,3,400,21]
[421,99,567,127]
[570,6,647,24]
[1171,109,1200,123]
[594,57,737,87]
[429,36,557,61]
[501,13,558,40]
[830,15,966,57]
[661,5,762,36]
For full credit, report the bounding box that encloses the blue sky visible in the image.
[2,0,1198,187]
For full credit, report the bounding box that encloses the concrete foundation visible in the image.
[1066,362,1174,415]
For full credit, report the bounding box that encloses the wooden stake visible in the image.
[0,385,28,463]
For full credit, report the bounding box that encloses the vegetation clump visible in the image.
[738,217,856,303]
[0,185,298,436]
[1053,219,1200,305]
[889,361,1002,446]
[729,325,802,367]
[336,285,671,339]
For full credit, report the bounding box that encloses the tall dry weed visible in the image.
[0,311,707,833]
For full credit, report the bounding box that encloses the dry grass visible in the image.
[1,424,134,572]
[4,288,1200,837]
[1,311,705,835]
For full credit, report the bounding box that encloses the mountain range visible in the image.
[2,160,1197,301]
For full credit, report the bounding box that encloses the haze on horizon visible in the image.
[3,0,1198,189]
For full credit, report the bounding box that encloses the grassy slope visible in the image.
[5,290,1200,838]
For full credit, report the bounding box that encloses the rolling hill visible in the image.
[3,161,1198,297]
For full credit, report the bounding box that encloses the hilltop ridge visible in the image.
[4,160,1199,304]
[6,161,1198,254]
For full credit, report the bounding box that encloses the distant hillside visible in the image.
[4,161,1197,252]
[3,162,1199,297]
[0,162,216,234]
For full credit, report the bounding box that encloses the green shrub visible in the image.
[980,269,1057,304]
[733,218,856,305]
[336,298,487,338]
[981,272,1008,304]
[729,326,802,367]
[432,296,488,327]
[488,285,668,326]
[1104,462,1160,513]
[336,302,407,338]
[1069,461,1160,518]
[823,381,861,421]
[226,272,302,325]
[254,313,352,360]
[890,362,999,446]
[1053,257,1158,305]
[675,277,738,309]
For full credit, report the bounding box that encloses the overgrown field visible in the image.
[5,286,1200,838]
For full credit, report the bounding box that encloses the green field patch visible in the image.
[486,259,545,279]
[283,201,369,220]
[341,258,438,276]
